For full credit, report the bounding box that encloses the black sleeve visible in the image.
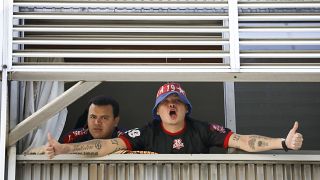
[205,122,233,148]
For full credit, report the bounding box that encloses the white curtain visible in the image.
[10,58,68,153]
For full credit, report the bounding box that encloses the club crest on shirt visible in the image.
[209,124,226,133]
[172,138,184,150]
[125,128,141,138]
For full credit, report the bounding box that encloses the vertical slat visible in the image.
[32,164,41,180]
[274,164,284,180]
[256,164,265,180]
[107,163,116,180]
[172,163,180,180]
[181,163,190,180]
[97,163,105,180]
[228,164,236,180]
[24,164,32,180]
[265,164,274,180]
[71,163,79,180]
[145,163,153,180]
[219,164,227,180]
[247,164,256,180]
[61,163,70,180]
[117,163,126,180]
[312,164,320,180]
[293,164,302,180]
[191,163,200,180]
[80,163,88,180]
[303,164,312,180]
[128,163,135,180]
[163,163,172,180]
[199,163,208,180]
[16,164,22,180]
[153,163,162,180]
[89,164,98,180]
[45,164,51,180]
[284,164,293,180]
[134,163,144,180]
[209,163,218,180]
[52,164,60,180]
[237,164,246,180]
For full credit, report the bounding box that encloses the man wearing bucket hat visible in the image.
[45,83,303,158]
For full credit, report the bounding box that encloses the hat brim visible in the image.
[152,91,192,120]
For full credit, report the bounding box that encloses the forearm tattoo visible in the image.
[248,135,270,150]
[72,140,102,156]
[248,138,256,150]
[110,139,123,153]
[111,139,119,145]
[233,134,240,141]
[232,134,241,148]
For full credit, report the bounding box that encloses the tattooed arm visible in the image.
[45,133,126,159]
[228,134,283,152]
[228,122,303,152]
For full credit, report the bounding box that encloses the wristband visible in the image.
[281,138,289,152]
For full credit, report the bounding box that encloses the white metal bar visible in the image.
[13,2,228,8]
[12,27,228,33]
[17,154,320,163]
[13,14,229,20]
[7,146,16,180]
[238,3,320,8]
[12,51,230,58]
[9,71,320,82]
[224,83,236,132]
[7,81,101,146]
[13,39,229,46]
[228,0,240,71]
[239,15,320,21]
[239,28,320,32]
[0,70,8,180]
[3,0,13,70]
[240,53,320,58]
[0,0,3,70]
[240,40,320,45]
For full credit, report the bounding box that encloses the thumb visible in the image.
[48,133,54,144]
[290,121,299,133]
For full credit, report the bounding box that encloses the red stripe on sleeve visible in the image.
[119,135,133,150]
[223,131,233,149]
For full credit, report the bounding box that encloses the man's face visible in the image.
[156,94,188,126]
[87,104,119,139]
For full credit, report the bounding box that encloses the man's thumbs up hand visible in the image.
[285,121,303,150]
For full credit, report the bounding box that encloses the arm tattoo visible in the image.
[72,140,102,156]
[111,139,119,145]
[95,141,102,149]
[233,134,240,141]
[248,138,256,150]
[110,139,122,153]
[248,135,270,150]
[257,140,269,147]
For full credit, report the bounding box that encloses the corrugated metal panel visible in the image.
[16,163,320,180]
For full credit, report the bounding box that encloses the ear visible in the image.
[114,116,120,127]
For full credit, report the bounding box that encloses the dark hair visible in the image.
[88,95,120,118]
[74,95,120,128]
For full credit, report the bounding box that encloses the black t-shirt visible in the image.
[60,127,122,143]
[120,118,233,154]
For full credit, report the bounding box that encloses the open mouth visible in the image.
[169,110,177,119]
